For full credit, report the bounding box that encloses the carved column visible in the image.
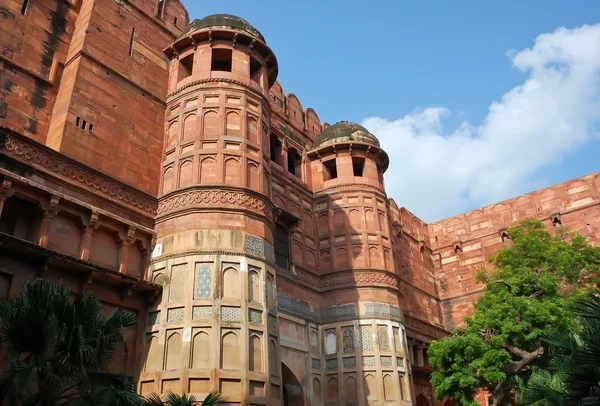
[79,211,99,261]
[117,226,136,274]
[38,195,60,247]
[142,235,157,280]
[0,178,12,217]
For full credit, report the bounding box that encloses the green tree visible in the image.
[522,295,600,405]
[428,219,600,406]
[143,390,223,406]
[0,279,142,405]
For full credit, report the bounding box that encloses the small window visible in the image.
[211,48,232,72]
[21,0,29,15]
[178,54,194,81]
[128,28,135,57]
[287,148,301,177]
[352,157,365,177]
[274,224,289,269]
[156,0,166,18]
[270,134,283,166]
[273,95,284,107]
[250,57,262,86]
[174,16,178,26]
[88,124,94,134]
[323,159,337,180]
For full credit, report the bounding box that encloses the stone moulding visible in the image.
[156,186,273,219]
[276,293,403,324]
[278,265,401,293]
[167,77,270,108]
[0,129,157,216]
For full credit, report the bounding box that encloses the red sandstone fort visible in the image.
[0,1,598,405]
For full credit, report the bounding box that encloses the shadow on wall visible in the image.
[277,198,418,405]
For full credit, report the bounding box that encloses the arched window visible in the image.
[325,331,336,355]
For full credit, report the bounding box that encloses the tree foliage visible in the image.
[0,279,142,405]
[428,219,600,406]
[522,295,600,405]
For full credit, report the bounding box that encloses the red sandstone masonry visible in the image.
[429,172,600,329]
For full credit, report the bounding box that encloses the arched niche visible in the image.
[364,374,378,402]
[325,331,336,355]
[199,157,217,184]
[183,114,196,140]
[249,334,263,372]
[143,335,159,372]
[202,110,219,138]
[165,332,182,370]
[221,331,240,370]
[326,377,338,404]
[247,115,259,144]
[224,157,241,186]
[222,267,239,298]
[191,331,210,369]
[383,374,397,401]
[162,166,174,194]
[248,270,261,303]
[226,111,241,136]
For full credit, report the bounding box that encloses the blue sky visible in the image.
[182,1,600,221]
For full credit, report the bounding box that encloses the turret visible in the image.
[143,15,282,403]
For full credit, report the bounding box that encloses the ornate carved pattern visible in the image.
[343,328,354,353]
[157,189,268,216]
[168,78,270,106]
[378,325,390,351]
[194,264,212,299]
[249,309,263,324]
[2,134,157,215]
[361,356,375,367]
[167,307,184,323]
[380,356,393,367]
[326,359,338,370]
[293,268,400,291]
[360,326,373,351]
[192,306,213,319]
[343,357,356,368]
[220,306,241,321]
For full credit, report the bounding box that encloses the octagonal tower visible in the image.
[142,14,283,404]
[306,122,414,404]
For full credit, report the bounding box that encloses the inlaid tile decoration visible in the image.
[397,357,404,368]
[220,306,241,321]
[194,264,212,299]
[268,315,277,330]
[361,356,376,367]
[343,328,354,353]
[326,359,338,370]
[147,311,160,326]
[249,309,263,324]
[343,357,357,368]
[167,307,184,323]
[244,235,265,257]
[192,306,213,320]
[312,358,321,369]
[377,325,390,351]
[381,356,393,367]
[360,326,373,351]
[365,303,402,319]
[169,264,187,302]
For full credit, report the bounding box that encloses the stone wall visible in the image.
[429,171,600,329]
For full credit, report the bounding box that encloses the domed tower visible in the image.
[306,122,414,404]
[142,15,282,403]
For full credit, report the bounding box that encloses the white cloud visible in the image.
[363,24,600,222]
